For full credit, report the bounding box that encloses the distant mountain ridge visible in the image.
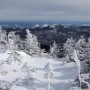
[2,24,90,46]
[1,21,90,28]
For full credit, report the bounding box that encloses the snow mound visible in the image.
[0,51,78,90]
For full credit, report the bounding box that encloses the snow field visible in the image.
[0,51,78,90]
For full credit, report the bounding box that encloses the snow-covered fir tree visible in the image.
[4,31,22,65]
[75,36,87,60]
[76,36,86,49]
[0,81,13,90]
[50,41,59,58]
[0,26,7,51]
[6,51,22,65]
[25,29,41,55]
[22,63,36,86]
[73,49,90,89]
[8,31,20,51]
[44,63,54,90]
[86,37,90,59]
[64,37,76,61]
[73,50,82,89]
[77,37,90,71]
[88,37,90,47]
[74,36,90,89]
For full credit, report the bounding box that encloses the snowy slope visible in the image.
[0,51,78,90]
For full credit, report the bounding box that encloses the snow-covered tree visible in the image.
[25,29,41,55]
[0,26,7,51]
[64,37,76,61]
[6,51,22,65]
[50,41,59,58]
[22,63,36,86]
[75,36,89,61]
[75,37,90,75]
[86,37,90,59]
[75,36,86,49]
[87,37,90,47]
[44,63,54,90]
[8,31,20,51]
[73,49,90,89]
[73,50,81,89]
[0,81,13,90]
[19,39,26,51]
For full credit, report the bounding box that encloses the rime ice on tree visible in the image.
[75,36,90,60]
[25,29,41,55]
[8,31,20,51]
[64,37,76,61]
[73,50,81,89]
[44,63,54,90]
[0,26,7,51]
[22,63,36,86]
[6,51,22,65]
[6,32,22,64]
[50,41,58,58]
[73,49,90,89]
[75,36,90,89]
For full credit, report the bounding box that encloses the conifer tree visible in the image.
[22,63,36,86]
[75,36,88,60]
[8,31,20,51]
[0,26,7,51]
[64,37,75,61]
[44,63,54,90]
[50,41,58,58]
[25,29,41,55]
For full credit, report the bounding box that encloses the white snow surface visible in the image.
[0,50,78,90]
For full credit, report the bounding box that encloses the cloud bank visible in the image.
[0,0,90,21]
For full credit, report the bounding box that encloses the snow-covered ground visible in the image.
[0,51,78,90]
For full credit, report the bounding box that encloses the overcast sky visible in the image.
[0,0,90,21]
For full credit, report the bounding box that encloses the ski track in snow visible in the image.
[0,51,78,90]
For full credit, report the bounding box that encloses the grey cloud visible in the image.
[0,0,90,21]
